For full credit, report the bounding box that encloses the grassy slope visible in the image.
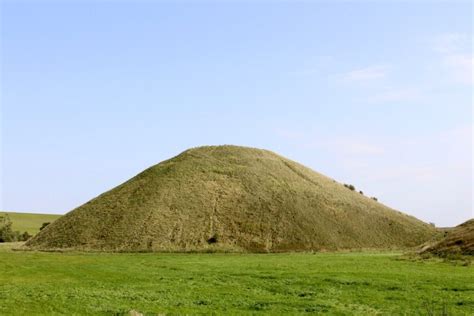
[0,245,472,315]
[26,145,437,252]
[0,212,62,234]
[423,219,474,256]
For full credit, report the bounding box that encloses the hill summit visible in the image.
[26,145,436,252]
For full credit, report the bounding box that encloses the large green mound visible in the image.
[26,145,436,252]
[422,219,474,256]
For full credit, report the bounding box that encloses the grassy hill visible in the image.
[26,145,437,252]
[422,219,473,256]
[0,212,62,235]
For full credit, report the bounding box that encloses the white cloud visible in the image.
[442,54,473,85]
[320,139,385,156]
[337,65,389,82]
[439,124,472,142]
[439,124,473,165]
[433,33,473,85]
[274,128,306,141]
[433,33,470,54]
[291,55,335,76]
[371,166,437,182]
[276,129,385,156]
[367,88,423,104]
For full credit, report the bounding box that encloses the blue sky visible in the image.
[1,1,472,227]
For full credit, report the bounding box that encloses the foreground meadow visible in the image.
[0,244,472,315]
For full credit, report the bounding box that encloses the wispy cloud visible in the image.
[442,54,473,85]
[274,128,306,141]
[327,139,385,156]
[433,33,470,54]
[336,63,427,104]
[275,128,385,156]
[337,65,390,82]
[303,137,385,156]
[439,124,472,141]
[367,88,423,104]
[433,33,473,85]
[370,166,438,182]
[290,55,335,76]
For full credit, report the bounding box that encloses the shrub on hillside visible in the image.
[40,222,51,231]
[21,231,32,241]
[344,184,355,191]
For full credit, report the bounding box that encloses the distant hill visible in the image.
[0,212,62,235]
[422,219,474,256]
[26,145,437,252]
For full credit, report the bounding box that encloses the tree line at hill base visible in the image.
[0,214,50,242]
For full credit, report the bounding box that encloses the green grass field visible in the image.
[0,244,472,315]
[0,212,62,234]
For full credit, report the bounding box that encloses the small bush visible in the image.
[344,184,355,191]
[359,191,363,195]
[21,231,32,241]
[371,197,378,201]
[207,234,218,244]
[40,222,51,231]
